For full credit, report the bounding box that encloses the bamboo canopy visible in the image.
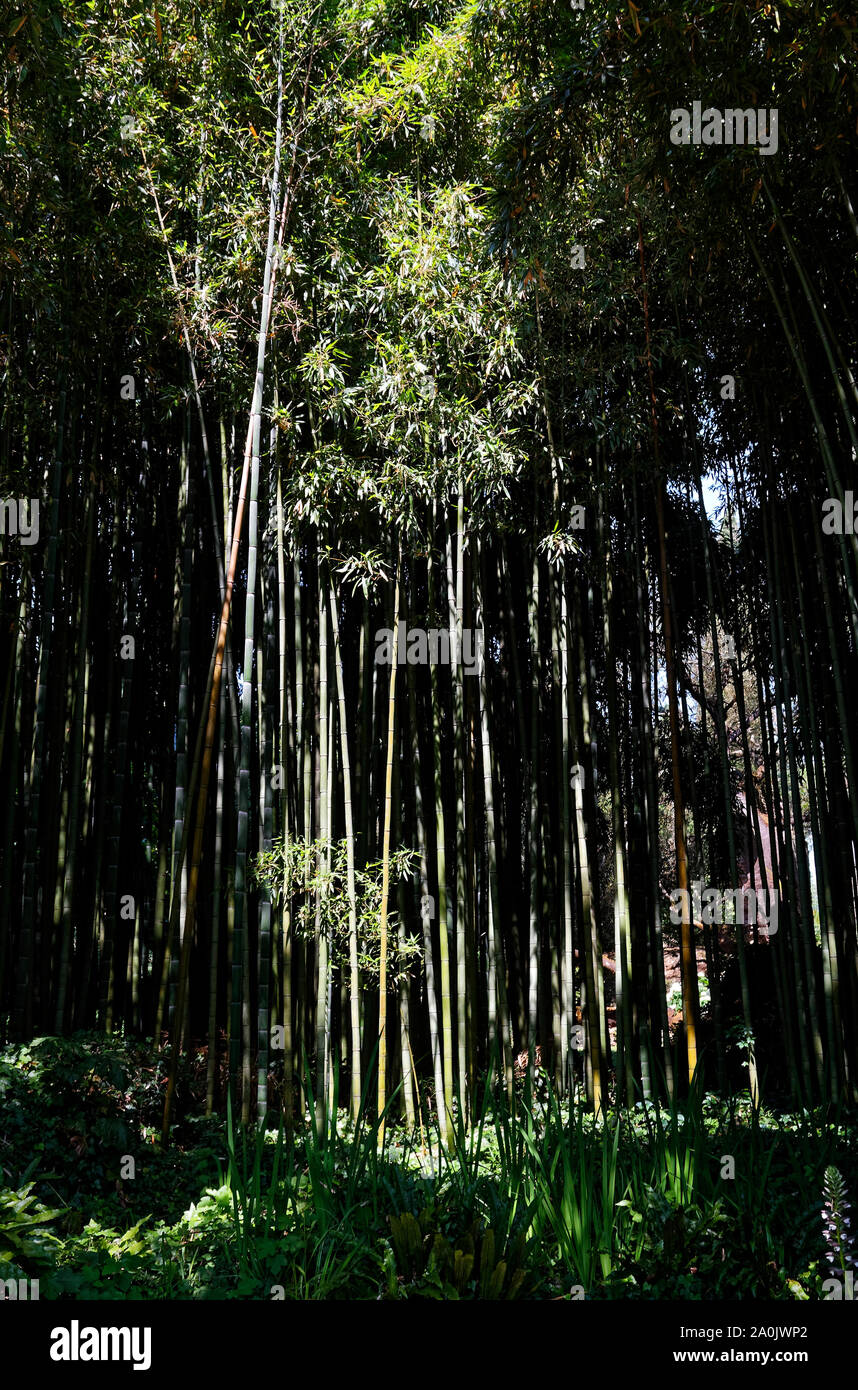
[2,0,857,1137]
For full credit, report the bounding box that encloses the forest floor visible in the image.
[2,1032,856,1300]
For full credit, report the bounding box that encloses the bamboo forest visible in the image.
[2,0,858,1326]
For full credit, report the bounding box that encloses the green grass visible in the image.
[1,1033,856,1299]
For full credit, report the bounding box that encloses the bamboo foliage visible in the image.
[2,0,858,1141]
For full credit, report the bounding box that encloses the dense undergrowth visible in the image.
[0,1033,855,1300]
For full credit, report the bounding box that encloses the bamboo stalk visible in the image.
[377,541,401,1145]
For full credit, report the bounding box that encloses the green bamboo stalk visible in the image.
[637,211,699,1086]
[570,576,605,1112]
[276,460,294,1131]
[406,646,446,1125]
[55,477,96,1031]
[447,483,469,1115]
[428,525,454,1143]
[206,675,227,1115]
[256,555,276,1126]
[314,548,330,1139]
[476,539,508,1093]
[162,29,285,1142]
[329,567,362,1120]
[377,542,401,1145]
[526,501,541,1089]
[165,417,193,1034]
[17,382,66,1039]
[597,472,633,1105]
